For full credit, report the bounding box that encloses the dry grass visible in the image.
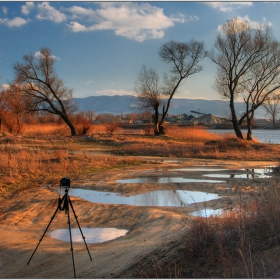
[110,128,280,161]
[22,123,70,136]
[0,137,140,198]
[166,126,224,142]
[179,185,280,278]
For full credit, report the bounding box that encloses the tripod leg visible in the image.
[67,202,77,278]
[27,205,60,265]
[68,197,92,261]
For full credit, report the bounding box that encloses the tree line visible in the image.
[1,17,280,139]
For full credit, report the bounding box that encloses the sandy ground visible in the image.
[0,157,278,278]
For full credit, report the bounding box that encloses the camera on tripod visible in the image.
[60,177,70,189]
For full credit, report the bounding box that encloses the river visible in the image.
[209,129,280,144]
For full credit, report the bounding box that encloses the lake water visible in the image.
[209,129,280,144]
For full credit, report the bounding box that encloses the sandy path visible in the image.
[0,157,277,278]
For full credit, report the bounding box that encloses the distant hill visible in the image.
[73,95,268,118]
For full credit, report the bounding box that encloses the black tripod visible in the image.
[27,177,92,278]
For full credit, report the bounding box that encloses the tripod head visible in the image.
[60,177,70,189]
[59,177,71,212]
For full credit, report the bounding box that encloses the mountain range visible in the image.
[73,95,268,119]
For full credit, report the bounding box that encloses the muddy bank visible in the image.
[0,157,278,278]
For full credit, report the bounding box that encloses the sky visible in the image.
[1,1,280,100]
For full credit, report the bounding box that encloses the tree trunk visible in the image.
[230,100,243,139]
[153,107,160,135]
[273,114,275,126]
[61,114,76,136]
[159,125,166,135]
[246,111,254,141]
[158,105,166,135]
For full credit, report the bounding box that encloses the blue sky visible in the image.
[1,1,280,100]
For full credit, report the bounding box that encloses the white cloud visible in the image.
[34,50,60,60]
[36,2,66,23]
[95,89,133,96]
[0,17,29,27]
[67,3,187,42]
[21,2,35,15]
[66,6,96,18]
[68,21,87,32]
[2,6,8,15]
[206,2,253,12]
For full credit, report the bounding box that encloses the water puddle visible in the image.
[172,168,226,172]
[49,227,128,243]
[69,189,220,207]
[189,208,224,217]
[204,168,272,179]
[116,177,225,184]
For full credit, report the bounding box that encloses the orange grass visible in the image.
[166,126,223,142]
[21,123,70,136]
[0,140,140,197]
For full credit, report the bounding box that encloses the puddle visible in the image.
[69,189,220,207]
[240,168,273,178]
[116,177,225,184]
[189,208,224,217]
[49,227,128,243]
[204,168,272,179]
[204,174,272,179]
[172,168,226,172]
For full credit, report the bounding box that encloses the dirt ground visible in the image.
[0,157,278,278]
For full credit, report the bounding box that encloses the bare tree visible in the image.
[239,34,280,140]
[209,18,280,140]
[263,91,280,126]
[135,40,206,135]
[3,84,32,133]
[13,47,77,136]
[134,65,164,135]
[85,109,95,123]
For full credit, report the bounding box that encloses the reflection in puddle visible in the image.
[204,169,272,179]
[116,177,225,184]
[240,168,273,178]
[49,227,128,243]
[189,208,224,217]
[69,189,220,207]
[172,168,226,172]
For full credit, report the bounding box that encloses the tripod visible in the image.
[27,181,92,278]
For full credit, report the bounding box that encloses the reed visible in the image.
[183,185,280,278]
